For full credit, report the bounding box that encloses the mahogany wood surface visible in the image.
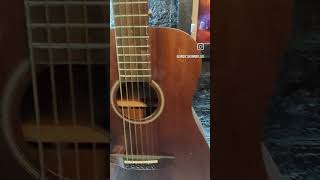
[110,28,210,180]
[212,0,293,179]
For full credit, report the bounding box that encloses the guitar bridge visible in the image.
[110,154,175,170]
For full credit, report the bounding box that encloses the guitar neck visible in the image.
[112,0,151,82]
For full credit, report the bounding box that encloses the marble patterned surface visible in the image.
[110,0,178,28]
[193,69,211,144]
[264,88,320,180]
[264,6,320,179]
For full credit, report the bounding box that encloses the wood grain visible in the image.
[110,27,210,180]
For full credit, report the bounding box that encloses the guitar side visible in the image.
[110,27,210,180]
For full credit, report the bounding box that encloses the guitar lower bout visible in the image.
[110,27,209,180]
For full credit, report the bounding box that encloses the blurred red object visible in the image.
[197,0,210,43]
[197,29,210,43]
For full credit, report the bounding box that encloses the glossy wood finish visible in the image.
[110,28,210,180]
[212,0,293,179]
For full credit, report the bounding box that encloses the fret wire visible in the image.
[117,62,150,63]
[113,0,130,163]
[117,57,149,60]
[114,25,148,28]
[64,3,81,180]
[125,1,134,73]
[132,0,141,158]
[113,1,148,5]
[117,45,149,47]
[82,3,96,180]
[25,3,45,179]
[114,14,148,17]
[120,77,151,82]
[114,16,148,26]
[119,69,151,70]
[136,0,146,160]
[113,0,148,1]
[44,1,63,179]
[118,35,149,38]
[118,54,150,56]
[120,75,152,77]
[112,0,150,78]
[123,0,134,161]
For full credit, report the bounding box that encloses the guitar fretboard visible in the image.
[112,0,151,82]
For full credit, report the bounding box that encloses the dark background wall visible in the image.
[264,0,320,179]
[0,0,33,179]
[212,0,293,179]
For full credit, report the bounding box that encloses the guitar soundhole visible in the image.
[111,81,164,124]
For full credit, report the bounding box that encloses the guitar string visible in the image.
[123,0,138,161]
[120,1,151,172]
[83,2,97,180]
[44,1,64,179]
[132,0,148,165]
[143,1,158,176]
[113,0,129,163]
[147,2,157,175]
[139,1,152,176]
[139,1,152,175]
[115,0,155,172]
[129,0,140,159]
[63,4,82,180]
[144,0,155,161]
[138,0,149,171]
[25,3,46,178]
[144,0,154,174]
[137,0,146,165]
[122,0,135,162]
[116,0,131,162]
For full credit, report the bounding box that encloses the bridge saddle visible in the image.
[110,154,175,171]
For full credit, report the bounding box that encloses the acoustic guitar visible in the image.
[1,1,109,179]
[110,0,210,180]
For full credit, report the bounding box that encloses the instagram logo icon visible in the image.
[197,43,205,51]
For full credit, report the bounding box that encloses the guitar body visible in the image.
[110,28,210,180]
